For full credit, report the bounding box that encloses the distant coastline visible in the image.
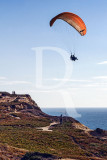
[42,108,107,130]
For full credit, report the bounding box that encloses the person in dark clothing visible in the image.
[70,53,78,61]
[60,114,63,124]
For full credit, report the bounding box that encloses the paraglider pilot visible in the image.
[70,53,78,61]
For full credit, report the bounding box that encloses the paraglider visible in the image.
[50,12,86,61]
[50,12,86,36]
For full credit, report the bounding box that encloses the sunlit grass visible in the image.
[0,113,106,159]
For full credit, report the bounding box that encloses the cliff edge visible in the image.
[0,91,46,116]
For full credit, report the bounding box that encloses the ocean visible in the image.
[42,108,107,130]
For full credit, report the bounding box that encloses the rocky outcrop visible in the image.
[0,91,47,116]
[90,128,107,139]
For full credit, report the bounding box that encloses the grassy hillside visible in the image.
[0,112,106,160]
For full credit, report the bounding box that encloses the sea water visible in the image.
[42,108,107,130]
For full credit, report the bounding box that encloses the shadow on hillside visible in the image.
[21,152,60,160]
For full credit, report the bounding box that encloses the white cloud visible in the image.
[93,76,107,79]
[0,80,31,85]
[83,83,101,87]
[10,81,31,84]
[0,77,6,80]
[98,61,107,64]
[45,78,91,82]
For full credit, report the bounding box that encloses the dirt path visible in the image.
[37,122,59,132]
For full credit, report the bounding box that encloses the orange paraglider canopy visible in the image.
[50,12,86,36]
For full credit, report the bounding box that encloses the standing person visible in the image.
[60,114,63,124]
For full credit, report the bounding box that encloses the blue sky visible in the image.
[0,0,107,109]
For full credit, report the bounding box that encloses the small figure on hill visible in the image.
[12,91,15,95]
[60,114,63,124]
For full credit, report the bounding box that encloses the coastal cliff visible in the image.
[0,92,106,160]
[0,91,47,116]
